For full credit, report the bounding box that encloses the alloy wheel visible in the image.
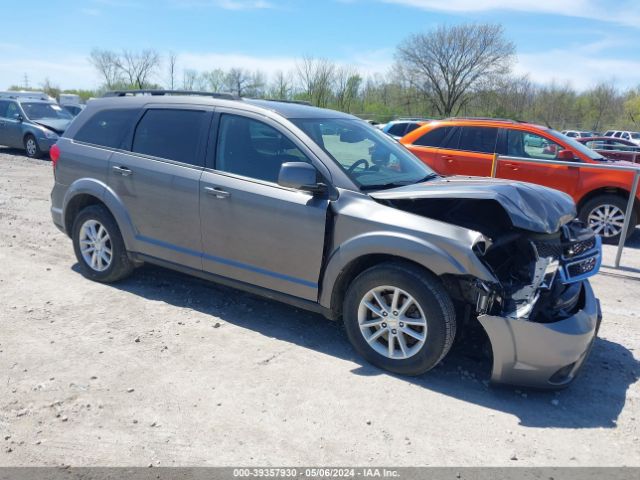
[357,285,428,360]
[79,219,113,272]
[26,138,37,157]
[587,204,625,238]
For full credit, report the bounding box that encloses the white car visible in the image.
[603,130,640,145]
[562,130,594,138]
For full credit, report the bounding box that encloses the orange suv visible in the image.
[401,118,640,243]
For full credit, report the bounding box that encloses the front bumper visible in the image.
[36,136,57,153]
[478,280,601,389]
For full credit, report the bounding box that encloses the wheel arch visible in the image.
[577,187,639,221]
[319,232,492,317]
[62,179,137,250]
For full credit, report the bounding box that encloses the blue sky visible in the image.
[1,0,639,91]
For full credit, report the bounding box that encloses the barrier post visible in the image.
[615,169,640,268]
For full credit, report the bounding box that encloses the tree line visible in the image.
[9,23,640,132]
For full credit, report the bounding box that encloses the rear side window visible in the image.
[458,127,498,154]
[74,109,138,148]
[413,126,451,147]
[132,109,207,166]
[387,123,407,136]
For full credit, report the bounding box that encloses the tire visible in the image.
[24,134,43,159]
[343,262,456,376]
[71,205,134,283]
[579,194,637,244]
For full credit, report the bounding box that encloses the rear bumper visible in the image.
[50,181,66,234]
[478,280,601,389]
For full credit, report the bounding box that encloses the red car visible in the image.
[576,137,640,163]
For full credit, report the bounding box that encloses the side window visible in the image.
[613,132,622,138]
[405,123,420,134]
[621,132,630,140]
[132,109,207,166]
[6,102,20,118]
[0,101,8,118]
[441,127,461,150]
[75,109,138,148]
[508,130,563,160]
[216,114,309,183]
[413,127,451,147]
[457,127,498,154]
[387,123,407,136]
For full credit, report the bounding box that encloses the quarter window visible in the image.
[75,109,139,149]
[132,109,207,166]
[413,126,451,147]
[216,114,309,183]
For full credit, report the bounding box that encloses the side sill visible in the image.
[132,253,337,320]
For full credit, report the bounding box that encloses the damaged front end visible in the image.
[372,178,602,388]
[469,220,602,388]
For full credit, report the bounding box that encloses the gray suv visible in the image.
[50,90,602,389]
[0,93,74,158]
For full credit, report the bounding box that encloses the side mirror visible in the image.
[13,113,23,122]
[278,162,326,194]
[557,149,575,160]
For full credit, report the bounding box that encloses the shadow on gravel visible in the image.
[74,261,640,430]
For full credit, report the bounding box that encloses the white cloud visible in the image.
[0,54,99,91]
[382,0,640,27]
[515,49,640,90]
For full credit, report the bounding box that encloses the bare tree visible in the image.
[120,49,160,89]
[182,69,199,91]
[395,23,515,116]
[296,56,335,107]
[335,67,361,112]
[269,70,293,99]
[167,52,178,90]
[224,68,251,96]
[89,49,122,89]
[585,82,619,131]
[201,69,226,92]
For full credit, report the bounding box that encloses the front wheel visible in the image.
[24,134,43,159]
[343,262,456,376]
[579,194,637,244]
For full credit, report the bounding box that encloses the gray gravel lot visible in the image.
[0,148,639,467]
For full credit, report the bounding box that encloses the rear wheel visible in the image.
[343,262,456,376]
[72,205,134,283]
[24,134,43,159]
[579,194,636,244]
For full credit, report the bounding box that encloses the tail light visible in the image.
[50,144,60,168]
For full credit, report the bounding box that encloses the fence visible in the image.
[490,154,640,268]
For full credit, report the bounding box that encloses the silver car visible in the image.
[50,90,602,389]
[0,93,73,158]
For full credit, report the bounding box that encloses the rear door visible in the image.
[0,101,25,147]
[404,125,453,173]
[108,106,212,270]
[199,110,329,301]
[496,128,580,197]
[437,126,498,177]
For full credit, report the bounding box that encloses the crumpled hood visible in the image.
[34,119,70,135]
[369,176,576,234]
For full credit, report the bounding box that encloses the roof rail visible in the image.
[0,91,51,101]
[253,98,312,106]
[443,116,525,123]
[102,90,239,100]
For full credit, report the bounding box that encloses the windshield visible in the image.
[546,129,606,161]
[21,102,73,121]
[632,133,640,139]
[291,118,437,190]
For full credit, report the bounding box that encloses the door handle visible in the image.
[112,165,133,176]
[441,155,454,163]
[504,163,520,170]
[204,186,231,199]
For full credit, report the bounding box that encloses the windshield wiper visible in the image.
[360,173,440,191]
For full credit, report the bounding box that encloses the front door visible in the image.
[199,111,329,301]
[108,106,211,270]
[0,101,25,148]
[497,129,580,197]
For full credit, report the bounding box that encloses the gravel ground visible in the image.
[0,148,639,467]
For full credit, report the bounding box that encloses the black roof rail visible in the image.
[252,98,313,106]
[443,116,522,123]
[102,90,239,100]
